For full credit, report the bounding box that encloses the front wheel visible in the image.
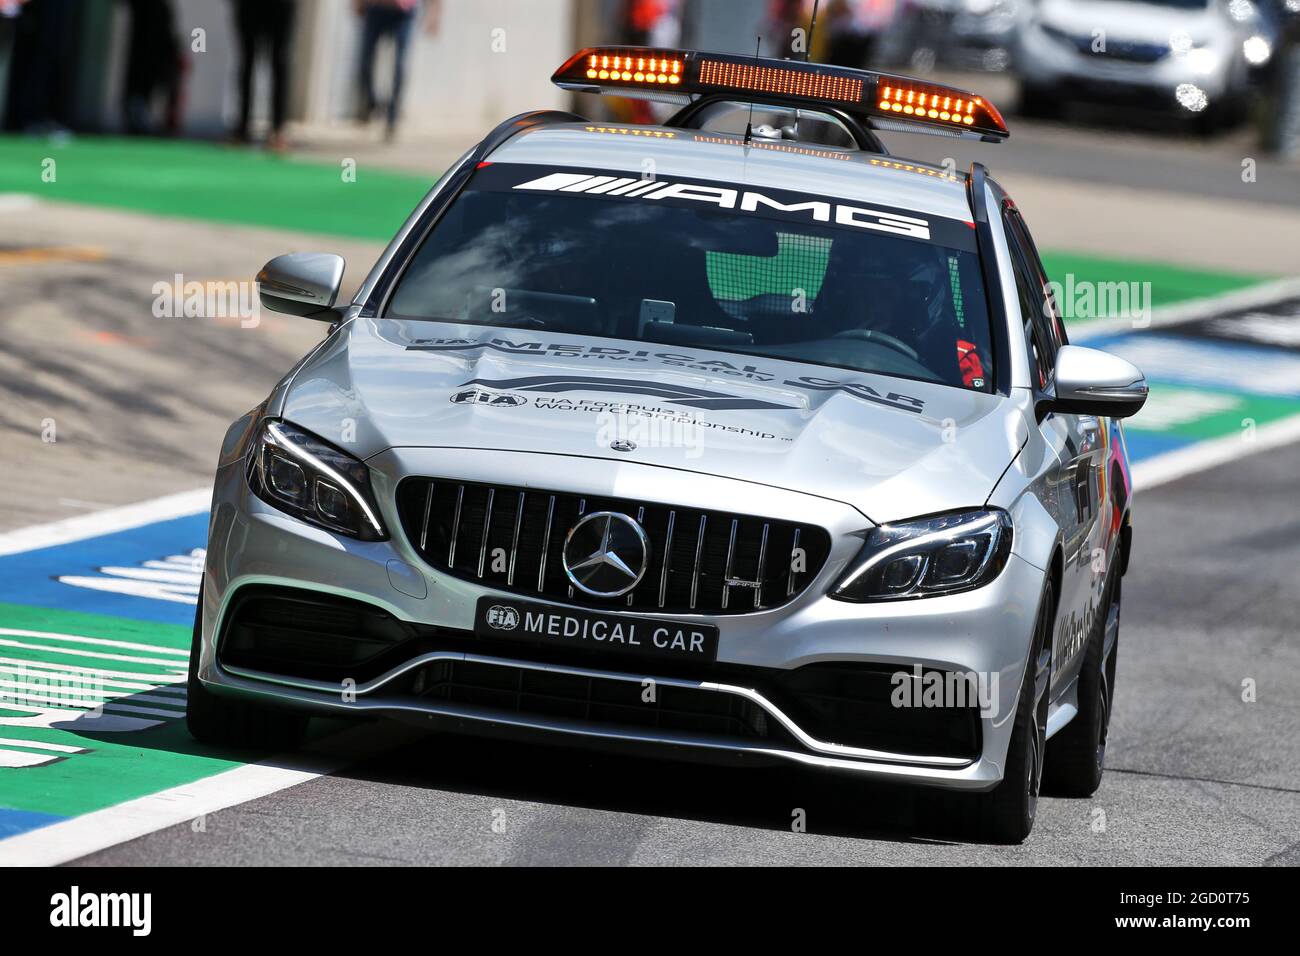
[953,580,1054,844]
[1044,567,1120,796]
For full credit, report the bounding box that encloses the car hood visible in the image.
[278,318,1028,524]
[1039,0,1222,44]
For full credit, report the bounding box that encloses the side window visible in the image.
[1004,209,1054,389]
[1007,209,1068,349]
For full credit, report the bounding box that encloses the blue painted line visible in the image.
[0,807,68,838]
[1084,332,1300,399]
[1121,430,1197,462]
[0,513,206,626]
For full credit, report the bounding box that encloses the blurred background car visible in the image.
[1015,0,1272,132]
[874,0,1023,73]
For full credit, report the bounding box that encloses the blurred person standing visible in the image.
[0,1,25,128]
[3,0,74,134]
[609,0,680,124]
[355,0,441,142]
[120,0,181,135]
[765,0,808,58]
[824,0,896,69]
[230,0,295,152]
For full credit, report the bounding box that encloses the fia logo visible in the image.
[485,605,520,630]
[450,387,526,407]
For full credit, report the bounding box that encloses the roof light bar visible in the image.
[552,46,1009,142]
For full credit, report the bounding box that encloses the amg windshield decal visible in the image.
[511,172,931,240]
[468,163,978,251]
[456,375,797,411]
[407,337,927,414]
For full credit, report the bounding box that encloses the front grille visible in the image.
[1075,35,1168,64]
[414,659,784,742]
[396,478,831,615]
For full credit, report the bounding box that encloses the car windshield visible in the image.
[387,163,995,393]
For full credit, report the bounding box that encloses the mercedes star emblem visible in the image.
[562,511,650,598]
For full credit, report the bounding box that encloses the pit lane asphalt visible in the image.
[69,441,1300,865]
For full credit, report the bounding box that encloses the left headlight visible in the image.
[247,419,388,541]
[830,509,1012,603]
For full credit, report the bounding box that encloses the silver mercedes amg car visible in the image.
[188,47,1148,843]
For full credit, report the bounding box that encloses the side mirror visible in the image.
[1051,344,1148,418]
[257,253,345,320]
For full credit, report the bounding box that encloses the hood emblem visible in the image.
[610,439,636,452]
[562,512,650,598]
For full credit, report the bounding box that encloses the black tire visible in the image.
[1018,82,1062,120]
[186,581,309,751]
[1044,568,1120,797]
[963,579,1054,844]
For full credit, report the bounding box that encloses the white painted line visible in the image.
[54,576,200,604]
[1071,276,1300,341]
[0,487,211,556]
[0,679,185,707]
[0,637,185,668]
[1133,412,1300,491]
[0,722,414,866]
[0,691,182,718]
[0,751,60,768]
[0,761,335,864]
[0,671,185,695]
[0,655,186,683]
[91,566,202,585]
[0,627,189,657]
[0,737,86,754]
[0,193,38,213]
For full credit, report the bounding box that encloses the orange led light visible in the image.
[876,83,1004,134]
[565,49,684,88]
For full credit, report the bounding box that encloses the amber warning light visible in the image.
[552,47,1010,142]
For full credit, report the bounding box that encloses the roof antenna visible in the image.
[790,0,820,141]
[805,0,821,62]
[743,35,760,146]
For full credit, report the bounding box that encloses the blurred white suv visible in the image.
[1016,0,1261,129]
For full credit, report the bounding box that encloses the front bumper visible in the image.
[198,446,1045,791]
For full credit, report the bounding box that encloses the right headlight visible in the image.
[830,509,1012,603]
[247,419,387,541]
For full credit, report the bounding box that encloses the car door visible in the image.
[1002,203,1104,698]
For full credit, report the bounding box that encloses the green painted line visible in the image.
[0,602,189,652]
[0,602,253,819]
[1127,384,1300,441]
[1039,251,1272,326]
[0,135,433,240]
